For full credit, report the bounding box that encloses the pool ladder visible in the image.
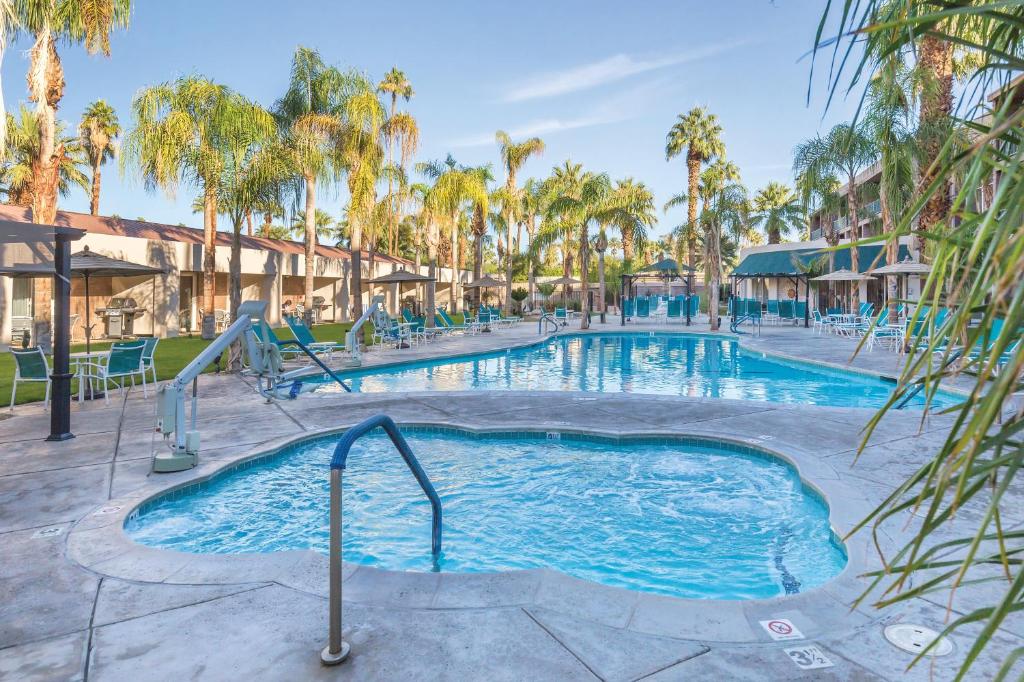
[321,415,443,665]
[539,313,559,335]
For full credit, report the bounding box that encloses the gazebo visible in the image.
[620,257,695,326]
[367,268,436,317]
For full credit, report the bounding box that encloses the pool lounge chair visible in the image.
[623,298,636,320]
[635,297,650,319]
[254,321,333,361]
[666,298,682,322]
[286,315,345,357]
[438,308,480,335]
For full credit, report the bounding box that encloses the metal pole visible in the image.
[685,274,691,326]
[620,274,626,326]
[84,273,91,354]
[321,468,350,665]
[48,233,74,441]
[803,276,810,328]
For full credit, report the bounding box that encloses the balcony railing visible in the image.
[829,199,882,233]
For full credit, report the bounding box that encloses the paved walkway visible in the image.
[0,319,1020,681]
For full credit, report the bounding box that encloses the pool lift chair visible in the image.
[152,299,379,474]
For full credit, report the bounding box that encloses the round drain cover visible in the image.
[884,624,954,657]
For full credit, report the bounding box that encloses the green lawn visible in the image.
[1,315,447,407]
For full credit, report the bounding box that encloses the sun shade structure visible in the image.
[869,258,931,276]
[464,275,507,289]
[367,269,436,284]
[812,268,877,281]
[544,275,581,287]
[0,245,167,353]
[731,244,911,277]
[621,258,696,326]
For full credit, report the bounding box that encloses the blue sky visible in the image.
[3,0,860,239]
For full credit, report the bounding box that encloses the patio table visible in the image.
[70,350,109,402]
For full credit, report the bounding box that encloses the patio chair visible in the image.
[10,347,51,412]
[666,298,682,322]
[794,301,807,323]
[141,337,160,384]
[765,300,780,325]
[778,300,795,322]
[635,297,650,319]
[80,340,148,405]
[253,321,332,362]
[286,315,344,357]
[812,309,827,335]
[688,295,700,319]
[370,310,416,350]
[622,298,635,319]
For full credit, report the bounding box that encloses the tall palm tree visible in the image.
[20,0,131,224]
[698,159,741,330]
[751,182,803,244]
[336,82,386,321]
[793,122,877,308]
[125,76,247,338]
[610,178,653,267]
[520,178,546,308]
[377,68,418,255]
[274,47,346,321]
[665,107,725,269]
[544,163,616,330]
[78,100,120,215]
[496,131,544,313]
[2,105,88,205]
[216,104,287,366]
[289,209,336,241]
[0,1,18,155]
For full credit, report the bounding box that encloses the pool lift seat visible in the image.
[153,300,363,473]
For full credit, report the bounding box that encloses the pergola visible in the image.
[620,258,695,326]
[729,269,812,329]
[0,221,85,440]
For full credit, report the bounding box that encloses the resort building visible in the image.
[0,205,470,345]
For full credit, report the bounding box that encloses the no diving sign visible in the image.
[759,618,804,641]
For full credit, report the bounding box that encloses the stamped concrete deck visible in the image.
[1,319,1021,681]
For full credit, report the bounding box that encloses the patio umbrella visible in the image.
[0,245,166,353]
[813,269,876,313]
[464,275,507,312]
[367,268,436,284]
[868,258,932,276]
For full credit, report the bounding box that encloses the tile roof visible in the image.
[0,204,410,265]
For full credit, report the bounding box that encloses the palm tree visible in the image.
[793,122,876,308]
[289,209,337,241]
[20,0,131,224]
[545,163,616,330]
[0,1,19,155]
[697,160,741,330]
[274,48,346,321]
[609,178,653,267]
[751,182,803,244]
[520,178,546,308]
[336,81,386,321]
[865,62,914,321]
[377,68,418,254]
[2,106,88,205]
[665,107,725,269]
[216,104,287,366]
[125,76,247,338]
[496,131,545,313]
[79,100,120,215]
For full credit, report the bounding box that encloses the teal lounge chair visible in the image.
[623,298,635,319]
[636,297,650,318]
[286,315,344,356]
[666,298,681,322]
[254,321,332,361]
[80,341,148,405]
[438,308,479,334]
[688,295,699,319]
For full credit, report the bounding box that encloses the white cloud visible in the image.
[503,42,747,102]
[450,114,619,148]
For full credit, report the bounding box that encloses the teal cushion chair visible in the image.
[10,347,51,412]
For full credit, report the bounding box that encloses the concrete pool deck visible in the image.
[1,319,1021,681]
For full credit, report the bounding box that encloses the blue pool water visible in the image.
[323,333,956,409]
[127,430,847,600]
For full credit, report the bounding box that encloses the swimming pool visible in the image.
[126,429,847,600]
[320,333,956,409]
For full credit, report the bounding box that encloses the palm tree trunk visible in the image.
[450,216,459,313]
[846,176,860,312]
[597,250,606,314]
[29,29,62,226]
[229,217,244,370]
[504,211,514,315]
[201,187,218,339]
[527,221,536,310]
[90,160,101,215]
[622,229,634,263]
[579,224,590,330]
[303,174,317,322]
[916,34,953,262]
[473,233,483,308]
[880,191,899,322]
[686,152,701,270]
[707,219,721,331]
[245,210,253,237]
[425,220,437,327]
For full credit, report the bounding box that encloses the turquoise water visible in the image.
[323,333,956,409]
[126,430,847,600]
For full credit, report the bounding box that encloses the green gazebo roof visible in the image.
[731,244,910,278]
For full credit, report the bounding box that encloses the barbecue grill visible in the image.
[311,296,332,323]
[96,297,146,338]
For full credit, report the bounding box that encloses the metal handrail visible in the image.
[321,415,443,665]
[538,313,559,334]
[276,339,351,393]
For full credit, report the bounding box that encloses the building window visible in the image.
[11,278,32,337]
